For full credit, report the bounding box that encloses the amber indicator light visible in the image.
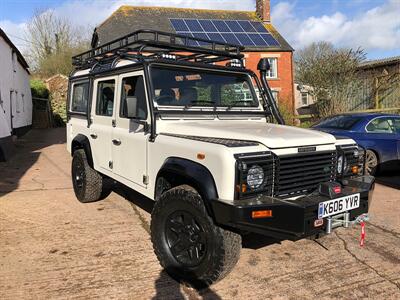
[197,153,206,160]
[252,210,272,219]
[351,166,358,174]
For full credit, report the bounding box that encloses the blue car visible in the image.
[312,113,400,175]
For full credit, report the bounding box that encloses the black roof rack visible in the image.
[72,29,245,70]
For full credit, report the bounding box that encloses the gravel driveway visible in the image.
[1,128,399,299]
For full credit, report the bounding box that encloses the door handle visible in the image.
[112,139,121,146]
[90,133,98,139]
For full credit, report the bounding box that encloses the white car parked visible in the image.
[67,30,374,288]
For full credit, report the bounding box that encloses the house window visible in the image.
[266,58,278,79]
[301,92,308,106]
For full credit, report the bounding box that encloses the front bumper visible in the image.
[211,176,375,240]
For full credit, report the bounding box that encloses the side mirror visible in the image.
[257,58,271,72]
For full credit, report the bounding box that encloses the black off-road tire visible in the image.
[71,149,111,203]
[150,185,242,288]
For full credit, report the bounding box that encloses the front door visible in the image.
[90,76,117,171]
[112,71,149,188]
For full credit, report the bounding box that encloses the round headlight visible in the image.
[337,155,347,174]
[247,165,264,189]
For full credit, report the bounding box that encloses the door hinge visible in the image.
[143,175,149,185]
[109,161,113,169]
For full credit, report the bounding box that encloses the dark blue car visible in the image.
[312,113,400,175]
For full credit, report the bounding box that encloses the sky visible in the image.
[0,0,399,60]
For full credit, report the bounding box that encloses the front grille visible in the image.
[275,151,336,197]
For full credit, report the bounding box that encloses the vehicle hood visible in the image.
[160,120,337,148]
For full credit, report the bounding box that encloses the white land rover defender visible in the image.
[67,30,374,287]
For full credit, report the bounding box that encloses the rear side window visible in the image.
[315,115,362,130]
[366,117,399,134]
[96,80,115,116]
[70,82,89,113]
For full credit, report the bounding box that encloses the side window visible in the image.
[120,76,147,119]
[96,80,115,116]
[366,117,395,133]
[393,118,400,134]
[71,82,89,113]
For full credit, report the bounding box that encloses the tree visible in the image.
[295,42,366,117]
[25,10,90,76]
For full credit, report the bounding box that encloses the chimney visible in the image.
[256,0,270,22]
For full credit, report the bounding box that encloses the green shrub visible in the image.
[30,79,49,98]
[51,101,67,127]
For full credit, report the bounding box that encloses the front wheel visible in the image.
[150,185,241,288]
[365,150,378,175]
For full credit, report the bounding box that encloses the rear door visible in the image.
[90,76,118,171]
[112,71,149,187]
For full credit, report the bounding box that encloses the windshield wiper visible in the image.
[184,100,216,109]
[226,101,254,110]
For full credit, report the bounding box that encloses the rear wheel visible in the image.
[151,185,241,288]
[71,149,111,203]
[365,150,378,175]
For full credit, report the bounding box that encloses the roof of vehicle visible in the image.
[93,6,293,52]
[320,112,399,119]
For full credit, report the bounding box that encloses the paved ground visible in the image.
[1,128,399,300]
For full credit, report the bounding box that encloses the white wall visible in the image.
[294,83,315,111]
[0,36,32,139]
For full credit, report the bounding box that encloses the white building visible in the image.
[294,83,316,114]
[0,28,32,161]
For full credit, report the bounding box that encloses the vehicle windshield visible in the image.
[314,115,362,130]
[150,65,260,109]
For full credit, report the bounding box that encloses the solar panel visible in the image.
[170,18,280,47]
[221,33,240,45]
[248,34,268,46]
[177,32,199,46]
[185,19,203,32]
[224,20,244,32]
[235,33,254,46]
[238,20,256,32]
[198,19,217,32]
[207,32,225,43]
[212,20,231,32]
[192,32,211,45]
[170,19,189,32]
[250,21,268,33]
[261,34,280,46]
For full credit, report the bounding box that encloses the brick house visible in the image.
[91,0,295,111]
